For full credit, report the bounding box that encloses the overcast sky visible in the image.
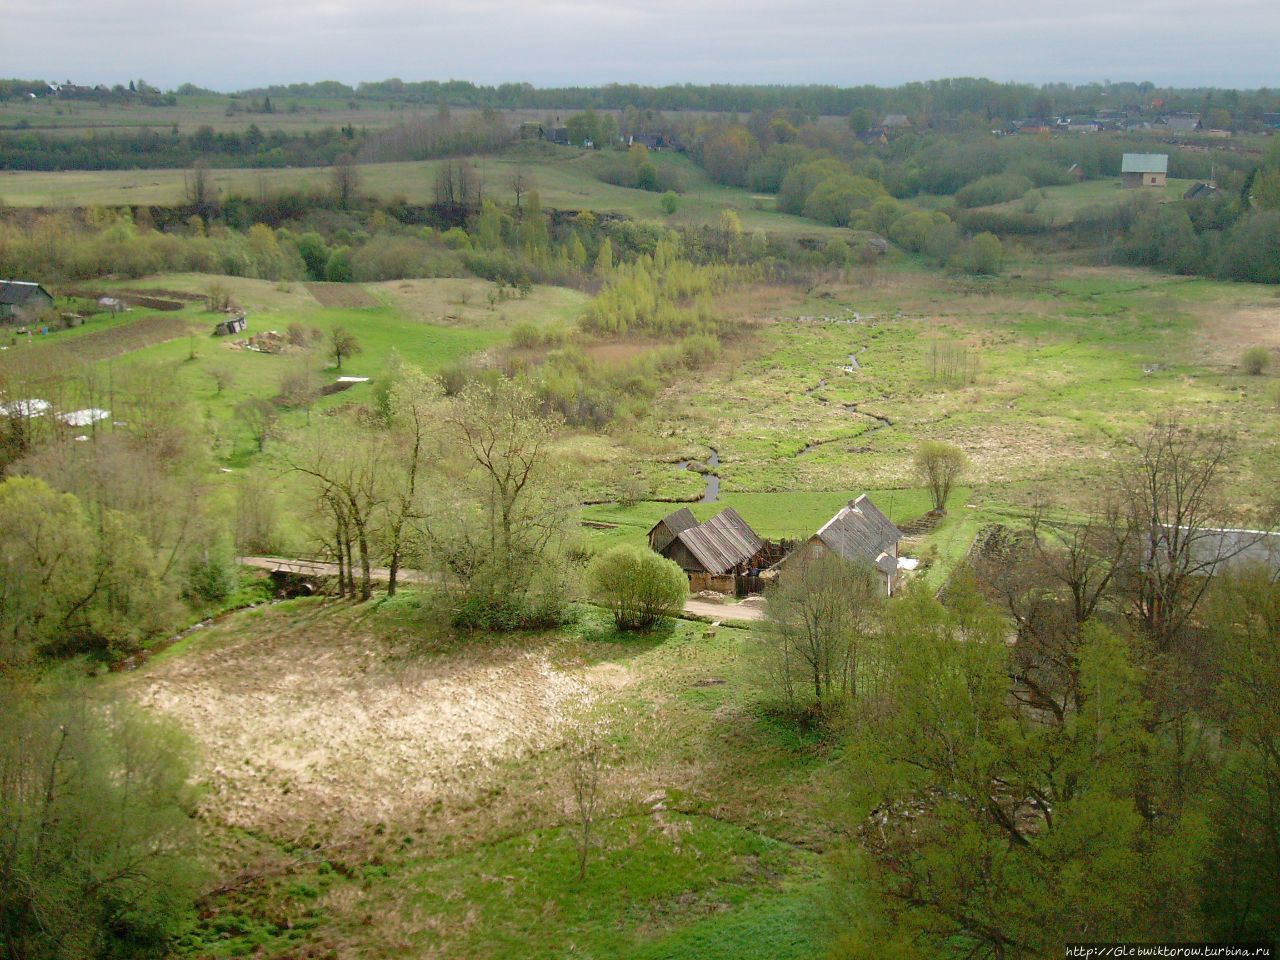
[10,0,1279,91]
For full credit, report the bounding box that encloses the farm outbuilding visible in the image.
[655,507,766,595]
[0,281,55,322]
[214,315,247,336]
[1121,153,1168,188]
[648,507,698,553]
[774,495,903,595]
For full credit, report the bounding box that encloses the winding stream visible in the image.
[677,448,721,502]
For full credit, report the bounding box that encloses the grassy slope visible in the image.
[0,147,841,236]
[118,598,835,960]
[977,177,1198,223]
[637,263,1279,509]
[6,274,588,464]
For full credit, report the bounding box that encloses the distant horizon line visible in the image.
[17,76,1277,95]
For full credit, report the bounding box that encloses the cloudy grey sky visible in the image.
[10,0,1279,90]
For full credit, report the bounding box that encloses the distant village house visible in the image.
[1121,153,1168,188]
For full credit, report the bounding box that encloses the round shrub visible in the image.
[587,545,688,631]
[1242,346,1271,376]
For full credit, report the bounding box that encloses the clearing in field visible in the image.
[127,600,606,836]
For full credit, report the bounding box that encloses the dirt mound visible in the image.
[307,282,379,309]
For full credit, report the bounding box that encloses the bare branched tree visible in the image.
[567,719,609,881]
[331,154,360,209]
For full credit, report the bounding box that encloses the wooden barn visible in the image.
[0,281,55,322]
[648,507,698,553]
[774,495,903,595]
[653,507,765,594]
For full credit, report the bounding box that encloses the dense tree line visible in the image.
[0,124,363,172]
[756,422,1280,953]
[223,78,1280,127]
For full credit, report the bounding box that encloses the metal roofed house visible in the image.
[1170,526,1280,578]
[1121,153,1169,188]
[1161,115,1201,133]
[777,495,903,595]
[0,281,55,322]
[656,507,765,594]
[648,507,698,554]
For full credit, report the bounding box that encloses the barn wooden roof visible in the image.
[649,507,697,539]
[673,507,763,575]
[814,495,901,566]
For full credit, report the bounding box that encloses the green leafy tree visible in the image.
[957,231,1004,275]
[328,325,362,370]
[0,687,203,959]
[587,545,688,630]
[594,236,614,276]
[1202,569,1280,940]
[660,191,679,216]
[324,246,353,282]
[830,584,1203,959]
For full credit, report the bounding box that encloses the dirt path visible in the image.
[240,557,766,623]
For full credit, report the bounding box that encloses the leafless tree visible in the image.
[184,159,217,216]
[761,551,884,715]
[285,427,389,601]
[1113,419,1254,653]
[510,167,532,213]
[331,154,360,209]
[235,398,278,453]
[380,370,438,596]
[433,159,483,208]
[914,441,968,513]
[207,365,236,396]
[567,719,608,881]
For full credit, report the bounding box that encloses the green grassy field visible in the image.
[977,176,1199,223]
[2,274,588,464]
[0,148,842,236]
[0,93,521,136]
[622,264,1280,518]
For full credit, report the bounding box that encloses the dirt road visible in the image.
[240,556,766,623]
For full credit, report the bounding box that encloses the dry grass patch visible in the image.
[125,600,619,838]
[306,282,380,309]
